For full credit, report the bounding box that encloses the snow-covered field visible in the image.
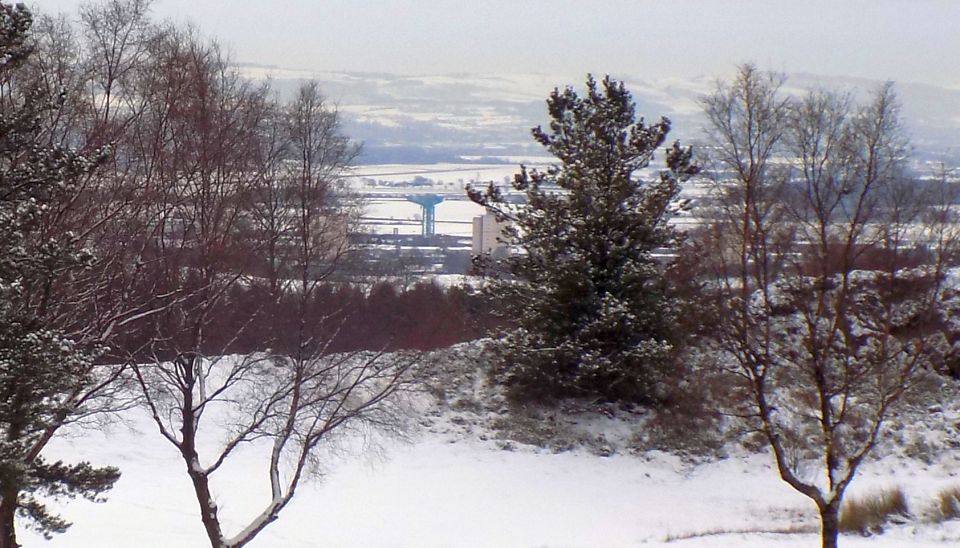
[29,382,960,548]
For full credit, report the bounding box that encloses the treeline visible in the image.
[117,281,499,359]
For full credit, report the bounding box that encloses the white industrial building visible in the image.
[471,212,510,258]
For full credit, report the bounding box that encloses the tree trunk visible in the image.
[186,467,228,548]
[177,356,227,548]
[819,502,840,548]
[0,488,20,548]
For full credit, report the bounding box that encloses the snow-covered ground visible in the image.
[32,412,960,547]
[25,348,960,547]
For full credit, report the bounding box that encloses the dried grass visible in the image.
[934,485,960,522]
[839,487,909,535]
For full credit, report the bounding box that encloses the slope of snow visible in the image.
[19,344,960,547]
[24,398,960,548]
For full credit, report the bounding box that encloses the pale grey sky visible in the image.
[34,0,960,87]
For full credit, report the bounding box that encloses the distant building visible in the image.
[472,213,509,259]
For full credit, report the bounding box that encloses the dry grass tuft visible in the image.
[934,485,960,522]
[839,487,909,535]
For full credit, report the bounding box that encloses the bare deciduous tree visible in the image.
[78,0,153,140]
[699,64,958,548]
[246,81,359,297]
[124,31,411,547]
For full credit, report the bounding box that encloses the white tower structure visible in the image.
[472,212,509,258]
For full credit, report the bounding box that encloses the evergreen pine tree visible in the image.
[470,75,698,403]
[0,5,118,546]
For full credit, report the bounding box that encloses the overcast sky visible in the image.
[35,0,960,87]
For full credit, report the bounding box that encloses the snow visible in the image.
[24,398,960,548]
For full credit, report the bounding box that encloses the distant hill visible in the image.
[237,64,960,166]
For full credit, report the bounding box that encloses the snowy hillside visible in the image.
[238,65,960,166]
[26,345,960,548]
